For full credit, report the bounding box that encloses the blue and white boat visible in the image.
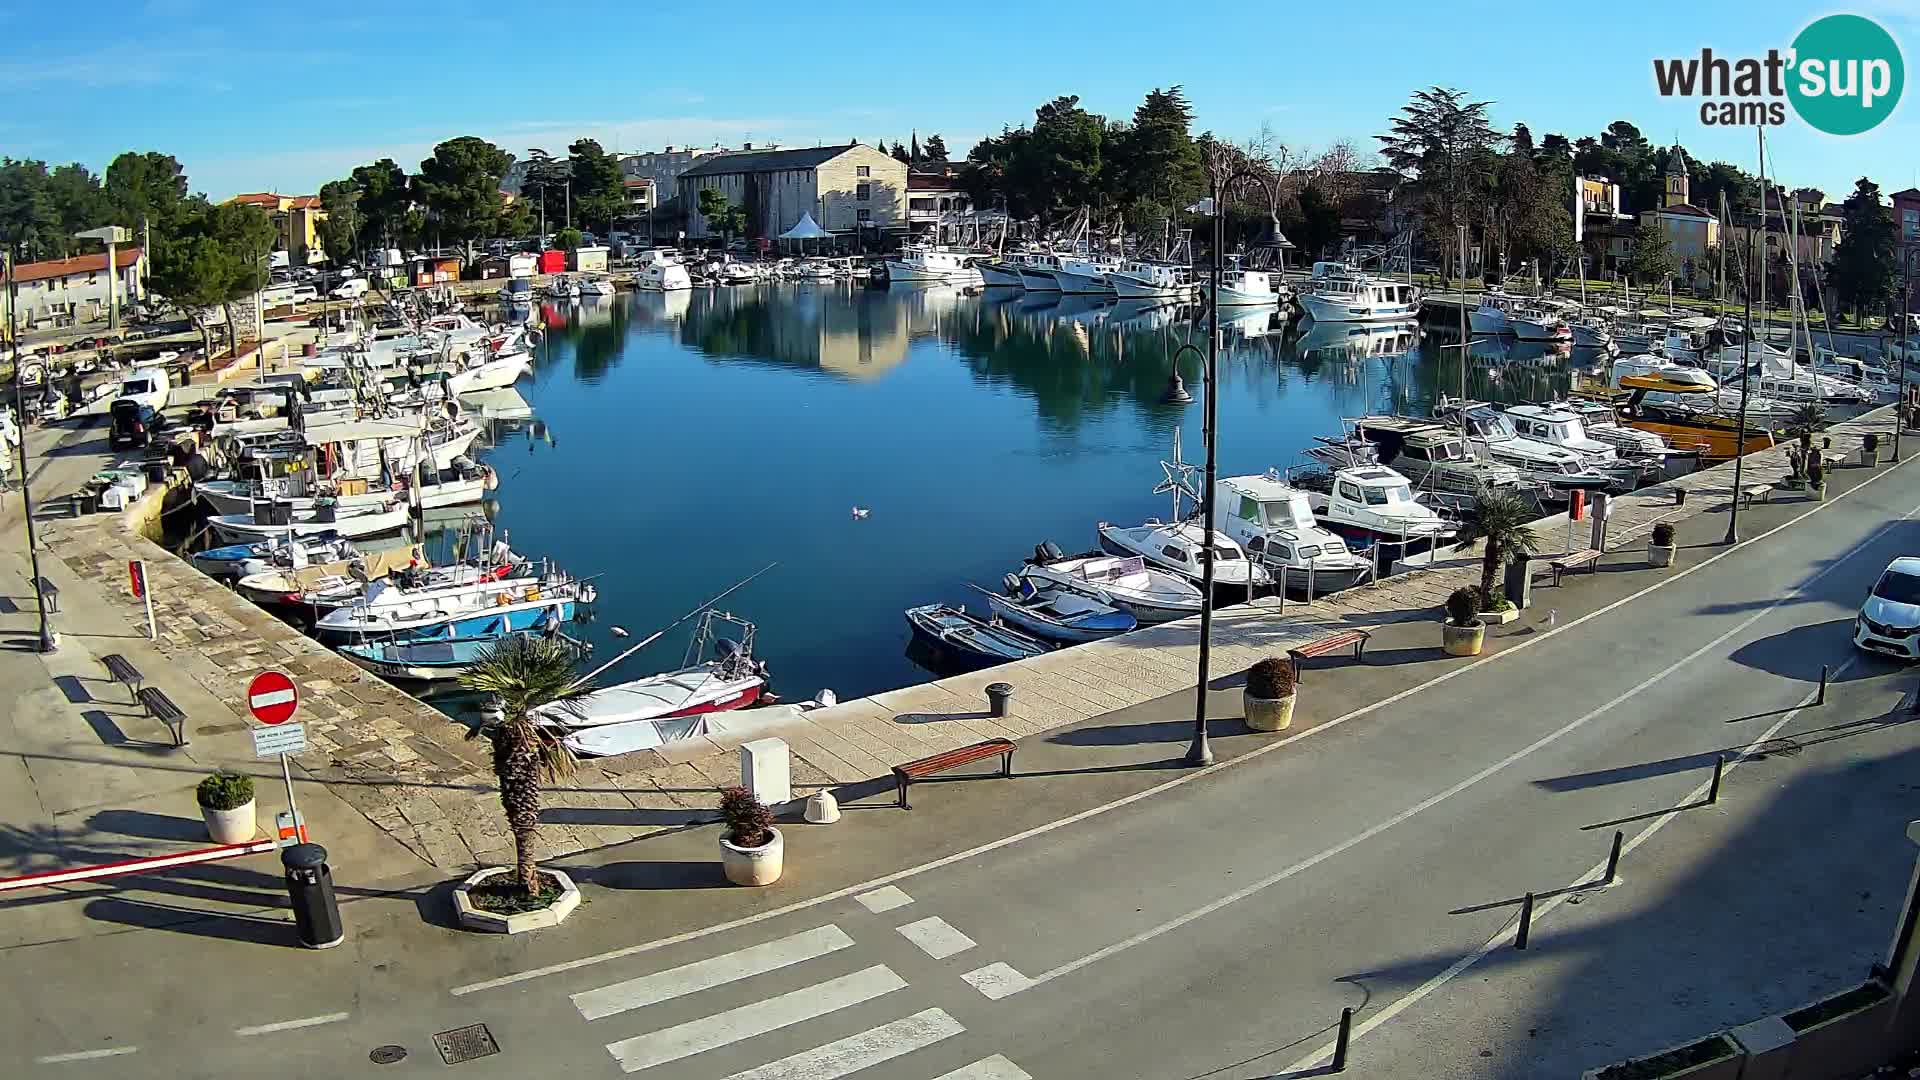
[312,570,592,645]
[339,626,563,681]
[191,531,355,581]
[979,576,1137,643]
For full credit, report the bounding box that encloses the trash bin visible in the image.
[986,682,1014,718]
[1505,557,1533,612]
[282,843,344,949]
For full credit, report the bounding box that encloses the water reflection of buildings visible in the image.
[681,286,912,380]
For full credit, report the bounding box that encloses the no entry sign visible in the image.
[247,670,299,725]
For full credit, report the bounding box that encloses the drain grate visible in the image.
[369,1045,408,1065]
[433,1023,500,1065]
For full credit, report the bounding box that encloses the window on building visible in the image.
[856,165,871,178]
[1906,209,1920,241]
[857,209,872,223]
[857,183,871,201]
[910,197,935,211]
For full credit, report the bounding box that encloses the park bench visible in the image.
[1739,484,1773,508]
[892,738,1015,809]
[136,686,188,748]
[100,653,144,702]
[1550,549,1603,586]
[1286,629,1373,681]
[33,576,59,615]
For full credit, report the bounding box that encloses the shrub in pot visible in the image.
[1441,586,1486,656]
[197,770,257,844]
[718,785,783,886]
[1243,657,1296,733]
[1648,522,1677,568]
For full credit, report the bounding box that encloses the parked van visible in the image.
[117,366,171,413]
[329,277,370,301]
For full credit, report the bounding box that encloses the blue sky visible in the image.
[3,1,1917,202]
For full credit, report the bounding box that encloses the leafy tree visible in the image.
[1829,177,1897,318]
[315,180,361,265]
[412,136,515,259]
[1537,132,1572,162]
[567,138,625,235]
[0,158,102,261]
[922,133,949,163]
[696,187,747,242]
[1691,160,1759,218]
[1376,86,1502,243]
[1510,123,1534,156]
[1292,182,1340,260]
[104,151,190,238]
[553,226,583,251]
[458,635,591,897]
[147,198,272,354]
[1625,217,1676,286]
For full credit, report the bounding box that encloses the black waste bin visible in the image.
[986,682,1014,719]
[1505,556,1533,612]
[282,843,344,949]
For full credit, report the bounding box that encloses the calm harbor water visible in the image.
[444,284,1583,706]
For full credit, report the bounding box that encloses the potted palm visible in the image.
[197,771,256,844]
[1243,657,1296,733]
[1442,586,1485,656]
[1454,489,1538,626]
[451,635,591,933]
[1648,522,1677,567]
[718,786,783,886]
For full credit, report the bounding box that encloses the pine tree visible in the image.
[1830,177,1897,319]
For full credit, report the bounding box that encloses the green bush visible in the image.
[718,785,773,848]
[1446,587,1482,627]
[1652,522,1675,546]
[196,770,254,810]
[1246,657,1295,699]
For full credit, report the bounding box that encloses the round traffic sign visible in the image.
[247,670,300,725]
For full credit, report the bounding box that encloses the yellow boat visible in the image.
[1609,372,1776,462]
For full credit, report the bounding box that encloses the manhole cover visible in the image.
[369,1045,408,1065]
[433,1023,500,1065]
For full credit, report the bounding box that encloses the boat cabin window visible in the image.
[1399,444,1429,461]
[1161,545,1189,563]
[1336,481,1363,502]
[1297,544,1321,558]
[1260,498,1314,530]
[1431,440,1468,462]
[1362,485,1390,506]
[1237,496,1261,523]
[1213,545,1243,561]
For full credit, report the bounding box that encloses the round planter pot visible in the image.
[1244,691,1295,733]
[201,799,257,845]
[1441,621,1485,657]
[1648,543,1676,568]
[720,827,784,887]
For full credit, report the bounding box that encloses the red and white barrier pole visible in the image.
[0,838,280,893]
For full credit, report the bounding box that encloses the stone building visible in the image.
[676,144,906,243]
[1635,145,1721,288]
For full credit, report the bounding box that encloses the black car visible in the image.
[109,399,164,448]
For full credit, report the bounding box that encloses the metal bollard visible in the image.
[985,682,1013,719]
[1603,830,1623,885]
[1817,664,1829,706]
[282,843,344,949]
[1331,1006,1352,1071]
[1707,755,1725,805]
[1515,892,1534,950]
[1674,487,1687,507]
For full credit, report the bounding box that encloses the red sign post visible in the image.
[129,559,154,640]
[247,670,299,725]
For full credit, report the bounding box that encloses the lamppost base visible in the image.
[38,631,58,654]
[1184,735,1213,767]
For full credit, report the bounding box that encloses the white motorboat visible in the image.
[886,245,983,283]
[1470,291,1570,340]
[1307,465,1457,543]
[982,577,1136,643]
[1205,265,1281,307]
[1018,544,1203,624]
[537,614,767,732]
[1096,519,1272,589]
[633,249,693,291]
[1215,473,1373,594]
[314,569,587,644]
[1107,260,1192,301]
[447,350,530,396]
[1545,398,1676,460]
[1298,271,1419,323]
[1017,254,1064,292]
[209,499,413,543]
[198,460,495,517]
[191,532,356,581]
[715,261,758,286]
[1432,396,1625,495]
[1312,415,1531,511]
[578,274,617,297]
[546,275,581,300]
[1504,403,1658,486]
[1049,254,1121,295]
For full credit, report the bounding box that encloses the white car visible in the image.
[1855,557,1920,659]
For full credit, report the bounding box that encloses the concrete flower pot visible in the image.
[720,827,784,886]
[452,867,581,934]
[1648,543,1676,568]
[1243,692,1295,733]
[201,799,256,845]
[1482,606,1519,625]
[1442,621,1485,656]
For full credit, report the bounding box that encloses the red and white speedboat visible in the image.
[539,613,771,756]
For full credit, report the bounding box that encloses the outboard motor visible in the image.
[1002,573,1022,595]
[1039,541,1065,564]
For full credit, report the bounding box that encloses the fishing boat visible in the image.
[1019,543,1203,624]
[1049,254,1121,295]
[980,577,1137,643]
[905,604,1051,668]
[1297,271,1419,323]
[1301,465,1457,544]
[191,532,355,581]
[1107,260,1191,300]
[534,613,768,732]
[633,249,693,292]
[197,460,495,517]
[1096,520,1272,589]
[1204,263,1281,307]
[1432,396,1629,495]
[1017,254,1065,292]
[1214,473,1374,594]
[208,499,412,543]
[313,570,589,644]
[446,350,530,396]
[546,275,581,300]
[885,245,983,284]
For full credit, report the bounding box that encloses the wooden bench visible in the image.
[101,653,144,703]
[136,686,188,748]
[33,576,59,615]
[1739,483,1773,508]
[892,738,1015,809]
[1550,549,1603,586]
[1287,629,1372,681]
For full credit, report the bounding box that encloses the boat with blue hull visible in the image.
[339,627,574,681]
[312,571,592,644]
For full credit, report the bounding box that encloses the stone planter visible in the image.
[1244,691,1295,732]
[200,799,257,845]
[1783,980,1894,1079]
[1482,606,1518,625]
[1648,543,1676,568]
[452,867,581,934]
[1442,621,1485,656]
[1812,484,1827,502]
[720,827,784,886]
[1579,1034,1742,1080]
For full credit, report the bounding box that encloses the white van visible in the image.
[329,277,370,301]
[117,366,172,413]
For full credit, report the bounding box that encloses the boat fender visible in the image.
[814,689,837,708]
[482,465,499,491]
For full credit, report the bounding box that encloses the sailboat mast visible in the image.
[1757,126,1769,347]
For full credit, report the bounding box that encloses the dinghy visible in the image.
[1019,544,1202,624]
[191,532,354,581]
[904,604,1051,668]
[981,577,1137,643]
[209,499,412,542]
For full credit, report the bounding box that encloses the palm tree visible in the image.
[1454,489,1541,608]
[458,636,592,895]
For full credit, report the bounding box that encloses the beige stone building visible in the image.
[676,144,906,242]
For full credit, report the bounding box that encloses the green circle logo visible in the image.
[1788,14,1904,135]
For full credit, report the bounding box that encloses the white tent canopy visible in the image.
[780,213,831,240]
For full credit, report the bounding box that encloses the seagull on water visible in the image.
[852,507,871,519]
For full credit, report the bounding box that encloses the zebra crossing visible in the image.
[562,890,1032,1079]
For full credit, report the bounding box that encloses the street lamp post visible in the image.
[1898,251,1912,464]
[1725,230,1756,545]
[3,254,56,653]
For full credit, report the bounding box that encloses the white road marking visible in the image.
[449,451,1911,998]
[1281,658,1857,1074]
[960,962,1033,1000]
[34,1047,139,1064]
[986,501,1916,998]
[249,689,296,708]
[853,885,914,913]
[604,964,906,1073]
[573,925,854,1021]
[934,1056,1037,1080]
[717,1007,963,1080]
[895,916,976,959]
[233,1012,350,1037]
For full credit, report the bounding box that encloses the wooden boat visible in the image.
[1609,374,1776,463]
[980,577,1136,643]
[904,604,1050,668]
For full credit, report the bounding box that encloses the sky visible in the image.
[3,0,1918,203]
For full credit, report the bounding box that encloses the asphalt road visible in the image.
[8,447,1920,1079]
